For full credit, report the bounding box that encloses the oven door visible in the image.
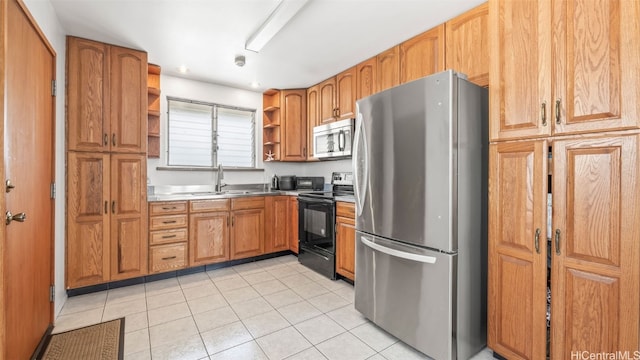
[298,197,336,279]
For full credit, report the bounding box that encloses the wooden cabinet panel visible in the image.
[289,197,299,254]
[149,228,188,245]
[281,89,307,161]
[110,154,147,280]
[318,77,336,124]
[231,196,265,211]
[149,201,187,216]
[265,196,289,253]
[488,141,548,360]
[190,199,229,213]
[109,45,147,154]
[400,24,445,84]
[336,66,356,120]
[445,3,489,87]
[356,57,377,102]
[231,208,265,259]
[489,0,552,141]
[307,84,320,159]
[551,135,640,358]
[336,202,355,218]
[552,0,640,135]
[149,243,187,273]
[376,46,400,92]
[149,214,188,231]
[336,215,355,281]
[66,152,110,288]
[189,212,230,265]
[66,37,110,152]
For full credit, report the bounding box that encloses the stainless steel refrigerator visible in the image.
[353,70,488,360]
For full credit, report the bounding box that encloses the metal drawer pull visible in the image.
[112,134,116,146]
[555,99,561,124]
[361,236,436,264]
[534,228,541,254]
[111,201,115,214]
[162,220,177,224]
[161,256,177,260]
[541,102,547,126]
[104,201,108,214]
[162,206,177,210]
[104,133,108,146]
[161,234,177,239]
[555,229,561,255]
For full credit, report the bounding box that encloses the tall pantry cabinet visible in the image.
[66,36,148,289]
[487,1,640,359]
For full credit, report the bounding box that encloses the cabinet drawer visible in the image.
[231,196,265,210]
[149,214,188,230]
[149,201,187,216]
[336,201,355,218]
[149,243,187,273]
[150,228,188,245]
[190,199,229,213]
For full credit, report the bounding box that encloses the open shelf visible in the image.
[262,89,282,161]
[147,64,161,158]
[148,109,161,117]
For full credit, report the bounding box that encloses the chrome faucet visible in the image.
[215,163,225,192]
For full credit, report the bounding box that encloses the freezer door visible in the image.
[354,232,455,360]
[354,70,459,251]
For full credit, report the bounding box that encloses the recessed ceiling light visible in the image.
[250,81,261,88]
[177,65,189,74]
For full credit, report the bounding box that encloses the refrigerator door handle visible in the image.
[361,236,437,264]
[353,110,368,216]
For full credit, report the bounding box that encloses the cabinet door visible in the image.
[289,197,299,254]
[552,0,640,135]
[231,208,265,259]
[356,57,377,102]
[336,66,356,120]
[66,152,110,288]
[551,135,640,359]
[335,216,355,281]
[488,141,548,360]
[110,154,147,280]
[318,77,336,124]
[489,0,552,141]
[265,196,289,253]
[189,212,230,265]
[306,85,320,159]
[66,37,110,152]
[376,46,400,92]
[445,3,489,87]
[110,45,147,154]
[400,24,445,84]
[281,89,307,161]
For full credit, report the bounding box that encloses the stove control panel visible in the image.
[331,172,353,186]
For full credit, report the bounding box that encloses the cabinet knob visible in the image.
[6,211,26,225]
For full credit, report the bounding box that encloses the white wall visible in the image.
[22,0,68,317]
[147,75,353,187]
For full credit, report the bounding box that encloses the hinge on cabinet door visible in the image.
[50,183,56,199]
[51,80,57,97]
[49,285,55,303]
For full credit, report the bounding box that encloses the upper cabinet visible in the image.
[335,66,357,120]
[318,77,336,124]
[67,36,147,153]
[281,89,307,161]
[356,57,377,102]
[376,45,400,92]
[400,25,445,84]
[490,0,640,141]
[445,3,489,87]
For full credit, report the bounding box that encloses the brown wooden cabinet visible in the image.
[147,64,161,158]
[306,84,320,159]
[289,196,299,254]
[318,77,336,124]
[335,202,355,281]
[149,201,188,273]
[490,0,640,142]
[67,36,147,154]
[335,66,357,120]
[66,152,148,288]
[265,196,290,253]
[445,2,489,87]
[400,24,445,84]
[230,197,265,259]
[376,45,400,92]
[189,199,230,266]
[356,57,377,102]
[281,89,307,161]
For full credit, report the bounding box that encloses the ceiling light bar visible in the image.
[245,0,309,52]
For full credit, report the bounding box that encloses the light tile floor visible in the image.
[55,255,496,360]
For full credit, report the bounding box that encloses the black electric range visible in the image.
[297,172,353,280]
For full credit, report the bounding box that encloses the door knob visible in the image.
[5,180,15,193]
[6,211,26,225]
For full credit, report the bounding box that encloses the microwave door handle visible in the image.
[338,130,345,151]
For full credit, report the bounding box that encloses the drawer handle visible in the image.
[161,234,177,239]
[162,206,177,210]
[161,256,177,260]
[162,220,177,224]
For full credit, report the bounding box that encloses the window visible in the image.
[167,97,256,168]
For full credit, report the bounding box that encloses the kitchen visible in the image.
[2,2,637,358]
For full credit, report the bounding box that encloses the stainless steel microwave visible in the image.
[312,118,354,160]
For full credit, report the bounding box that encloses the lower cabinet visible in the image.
[148,201,188,273]
[189,199,230,266]
[230,197,265,260]
[265,196,290,253]
[335,201,355,281]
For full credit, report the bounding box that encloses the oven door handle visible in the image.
[297,197,335,206]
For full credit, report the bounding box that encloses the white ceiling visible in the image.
[49,0,485,92]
